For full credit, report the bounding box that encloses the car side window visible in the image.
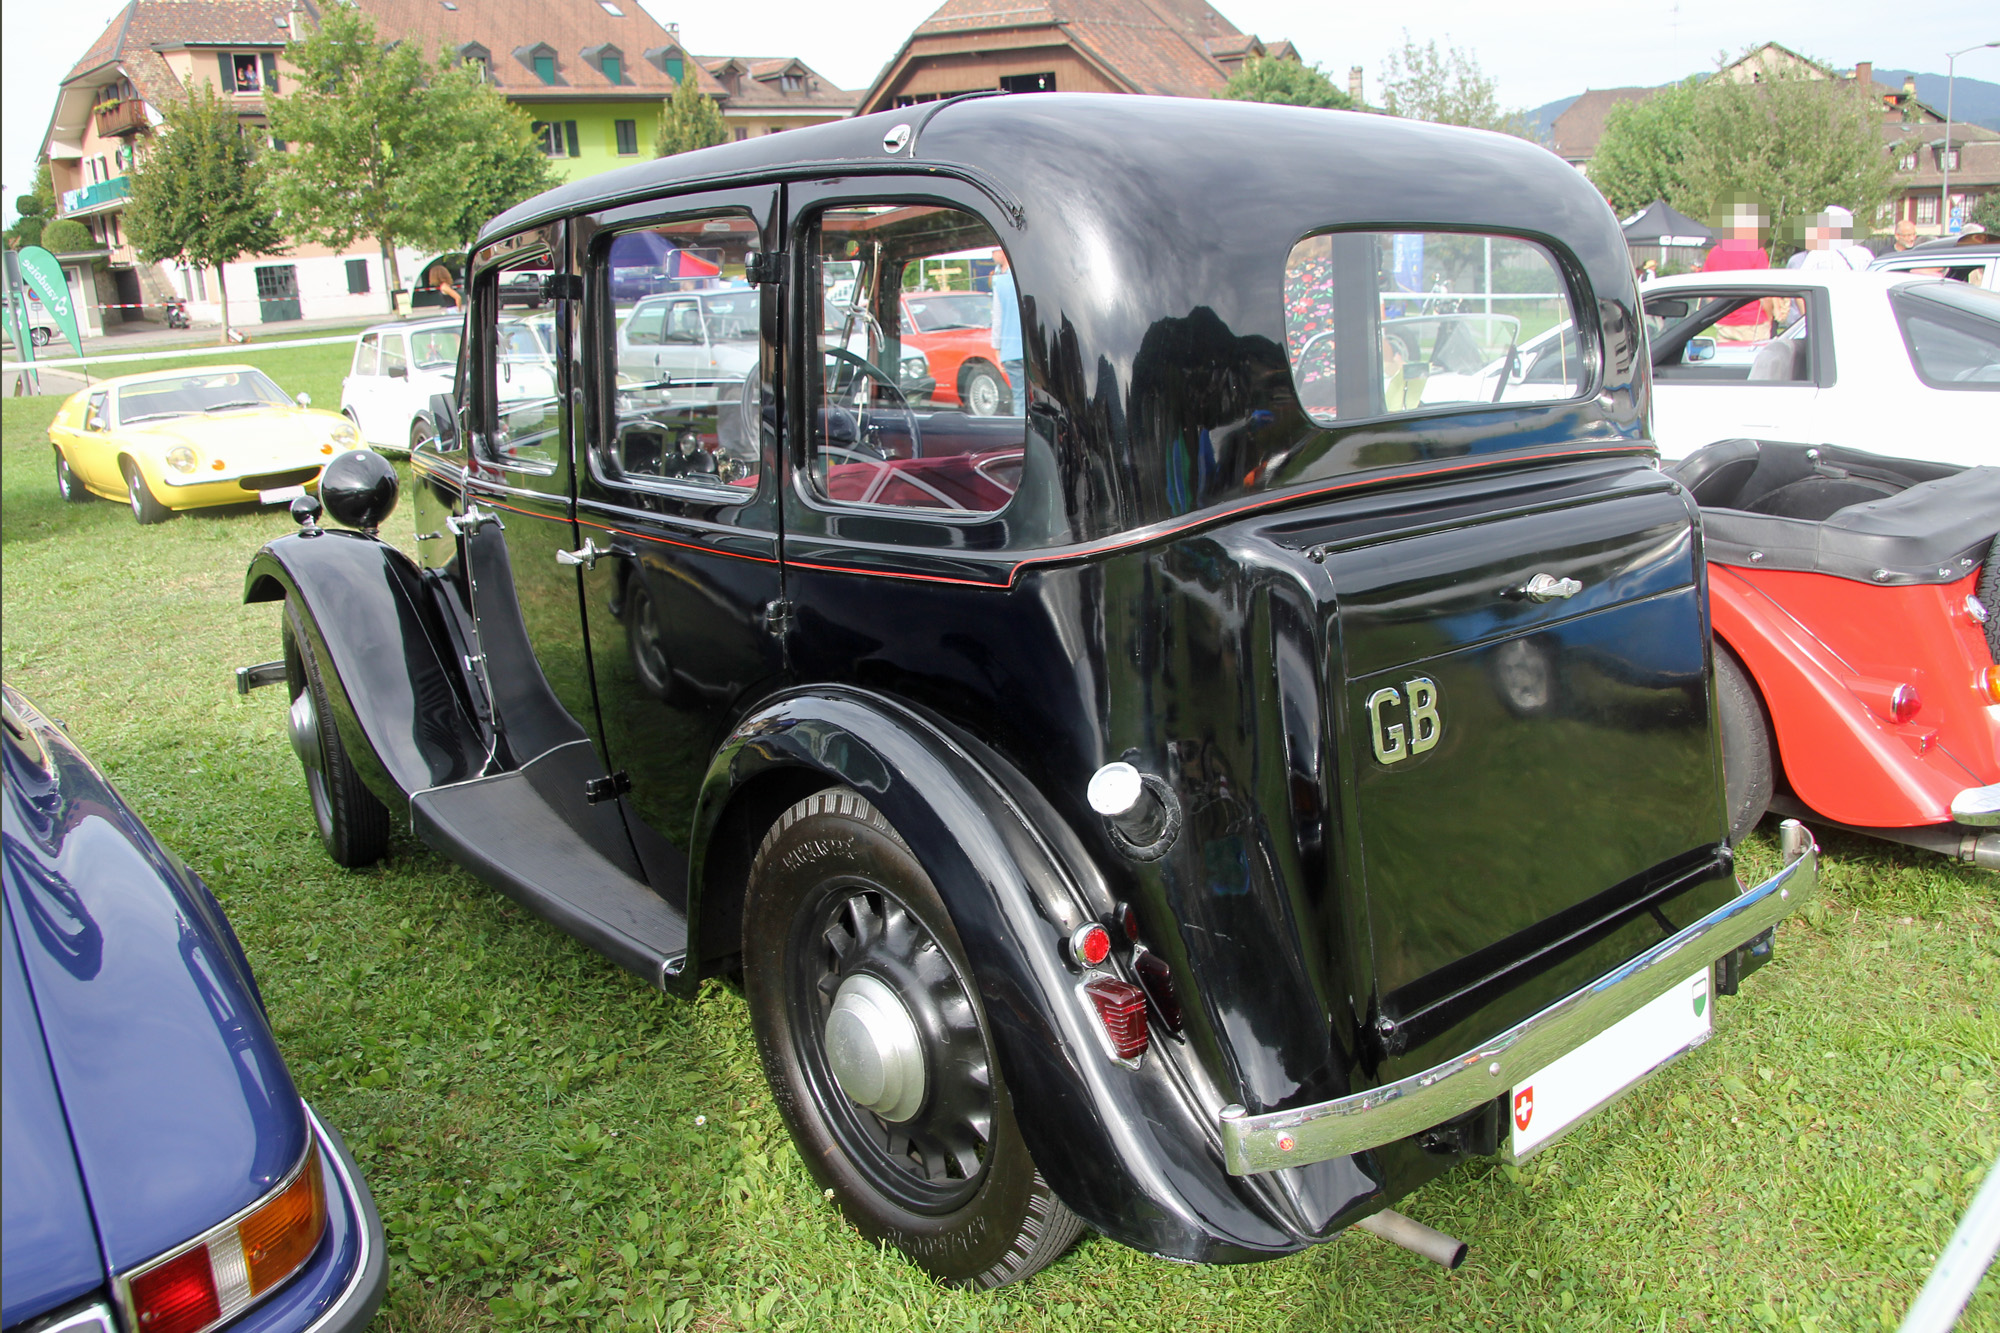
[478,252,562,471]
[1283,231,1588,424]
[353,334,379,377]
[380,334,408,379]
[1891,285,2000,390]
[1646,289,1814,384]
[803,203,1025,515]
[592,212,762,494]
[86,392,108,431]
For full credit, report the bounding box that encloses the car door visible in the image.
[571,190,785,911]
[458,226,646,878]
[1647,285,1827,459]
[342,334,381,443]
[64,389,118,493]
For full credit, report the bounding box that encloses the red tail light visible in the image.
[1889,684,1922,725]
[121,1139,326,1333]
[1069,922,1111,968]
[1084,977,1149,1059]
[1852,677,1922,725]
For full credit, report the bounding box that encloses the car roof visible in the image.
[1872,244,2000,262]
[1643,269,1925,293]
[355,317,464,337]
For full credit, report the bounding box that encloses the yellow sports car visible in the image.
[47,366,358,523]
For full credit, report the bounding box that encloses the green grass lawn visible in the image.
[3,383,1995,1333]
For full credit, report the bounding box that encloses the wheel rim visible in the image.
[966,372,1001,417]
[56,454,73,499]
[788,884,993,1213]
[288,687,336,841]
[127,471,144,520]
[411,418,434,452]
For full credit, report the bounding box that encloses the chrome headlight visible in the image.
[331,420,361,448]
[166,445,198,474]
[900,352,930,384]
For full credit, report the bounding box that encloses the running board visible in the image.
[412,771,687,989]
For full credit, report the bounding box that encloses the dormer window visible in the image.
[458,42,491,81]
[645,46,686,83]
[516,43,560,85]
[217,52,278,95]
[782,74,802,92]
[583,44,625,85]
[598,0,624,13]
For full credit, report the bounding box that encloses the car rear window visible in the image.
[1890,283,2000,391]
[1282,232,1588,426]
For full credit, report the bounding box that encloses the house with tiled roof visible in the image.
[858,0,1297,115]
[697,55,860,140]
[1546,88,1654,168]
[40,0,391,332]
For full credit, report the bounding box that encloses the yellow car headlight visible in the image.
[332,420,360,449]
[166,445,198,474]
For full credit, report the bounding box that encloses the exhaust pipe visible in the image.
[1962,832,1999,872]
[1355,1209,1468,1269]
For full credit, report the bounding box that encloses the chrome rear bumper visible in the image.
[1219,821,1818,1175]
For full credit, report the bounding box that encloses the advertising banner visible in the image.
[17,247,83,357]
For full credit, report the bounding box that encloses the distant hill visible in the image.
[1874,70,2000,133]
[1525,70,2000,146]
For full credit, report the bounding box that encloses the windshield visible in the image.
[904,293,990,333]
[409,327,461,368]
[116,369,292,422]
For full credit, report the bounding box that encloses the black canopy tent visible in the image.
[1622,200,1713,275]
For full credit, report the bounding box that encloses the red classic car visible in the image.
[901,291,1013,415]
[1671,439,2000,867]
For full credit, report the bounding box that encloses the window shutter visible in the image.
[565,121,580,158]
[262,53,280,93]
[218,52,236,92]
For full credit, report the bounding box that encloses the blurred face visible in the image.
[1895,220,1917,248]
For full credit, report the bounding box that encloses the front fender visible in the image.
[245,531,485,817]
[690,687,1354,1263]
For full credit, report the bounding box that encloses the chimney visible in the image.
[1349,65,1363,106]
[1855,61,1871,88]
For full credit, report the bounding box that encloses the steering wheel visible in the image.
[823,347,922,460]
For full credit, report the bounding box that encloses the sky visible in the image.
[5,0,1996,224]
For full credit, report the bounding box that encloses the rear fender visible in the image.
[1711,567,1957,825]
[245,531,487,819]
[689,686,1374,1262]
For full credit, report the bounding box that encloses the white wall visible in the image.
[170,246,428,326]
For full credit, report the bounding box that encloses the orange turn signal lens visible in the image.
[1980,665,2000,706]
[240,1142,326,1294]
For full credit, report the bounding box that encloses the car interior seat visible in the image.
[1747,337,1809,382]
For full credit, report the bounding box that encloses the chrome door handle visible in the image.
[556,538,605,571]
[1518,573,1582,603]
[446,503,502,536]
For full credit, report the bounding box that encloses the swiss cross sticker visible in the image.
[1513,1086,1535,1132]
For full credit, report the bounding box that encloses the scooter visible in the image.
[164,298,189,330]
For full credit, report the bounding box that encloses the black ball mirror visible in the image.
[318,449,399,532]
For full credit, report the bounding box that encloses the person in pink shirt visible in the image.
[1702,195,1772,340]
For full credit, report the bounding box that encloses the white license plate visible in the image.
[1508,968,1712,1158]
[259,484,306,505]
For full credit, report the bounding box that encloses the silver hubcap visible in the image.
[824,972,926,1122]
[288,690,325,772]
[967,372,1001,416]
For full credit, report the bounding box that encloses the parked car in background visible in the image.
[2,684,385,1333]
[901,291,1010,414]
[242,94,1814,1290]
[340,317,462,453]
[1871,240,1999,289]
[1667,439,1999,867]
[47,367,351,524]
[1641,271,2000,466]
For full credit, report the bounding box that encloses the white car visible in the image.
[340,315,555,453]
[1640,270,2000,467]
[615,288,760,406]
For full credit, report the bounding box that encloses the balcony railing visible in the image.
[93,99,148,138]
[60,174,132,216]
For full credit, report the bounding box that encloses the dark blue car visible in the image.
[1,685,385,1333]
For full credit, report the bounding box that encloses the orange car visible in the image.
[901,292,1013,415]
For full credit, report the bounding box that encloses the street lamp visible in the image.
[1940,41,2000,237]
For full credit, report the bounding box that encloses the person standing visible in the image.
[1894,219,1919,251]
[989,248,1024,413]
[1797,207,1871,271]
[1702,195,1772,340]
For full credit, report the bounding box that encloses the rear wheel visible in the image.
[410,415,435,454]
[961,363,1005,417]
[743,788,1083,1288]
[54,449,89,503]
[122,460,172,524]
[1714,641,1774,846]
[283,599,390,867]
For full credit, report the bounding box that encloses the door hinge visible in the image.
[543,273,585,301]
[761,598,795,636]
[744,250,785,286]
[584,771,632,805]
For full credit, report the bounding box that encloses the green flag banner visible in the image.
[17,247,84,357]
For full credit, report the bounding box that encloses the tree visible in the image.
[1378,32,1525,135]
[267,6,553,310]
[1967,190,2000,235]
[1675,64,1895,261]
[1589,79,1702,216]
[124,83,286,341]
[655,73,727,157]
[7,161,56,250]
[1218,57,1351,110]
[40,219,94,254]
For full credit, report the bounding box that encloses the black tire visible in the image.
[960,362,1006,417]
[283,599,390,867]
[1978,536,1999,664]
[1714,641,1774,846]
[30,327,51,347]
[409,415,434,455]
[54,449,90,503]
[122,460,173,525]
[743,788,1084,1288]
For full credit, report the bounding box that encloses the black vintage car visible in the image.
[241,93,1817,1287]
